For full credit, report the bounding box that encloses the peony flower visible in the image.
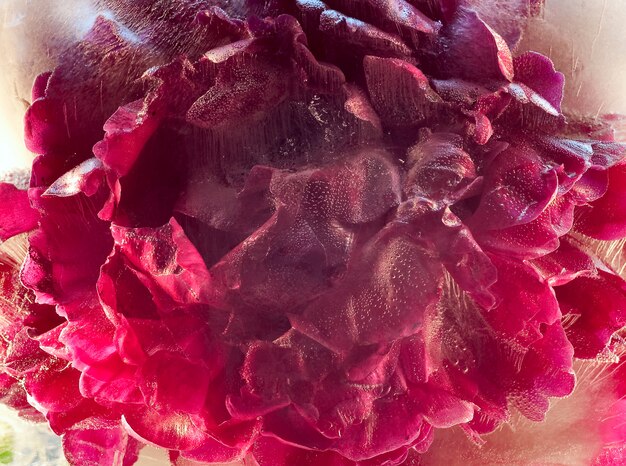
[1,1,626,465]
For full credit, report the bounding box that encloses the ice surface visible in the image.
[1,1,626,466]
[519,0,626,119]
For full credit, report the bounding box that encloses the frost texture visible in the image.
[2,0,626,465]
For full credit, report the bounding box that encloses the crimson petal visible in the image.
[0,183,39,241]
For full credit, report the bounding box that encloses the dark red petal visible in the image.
[330,387,469,461]
[187,60,287,129]
[569,167,609,205]
[319,10,413,58]
[590,141,626,168]
[364,56,443,128]
[108,218,215,306]
[25,16,152,178]
[291,224,442,352]
[456,0,537,47]
[440,8,514,82]
[437,210,497,308]
[211,149,401,321]
[343,84,383,135]
[435,283,573,431]
[534,136,593,194]
[325,0,440,36]
[404,133,476,203]
[469,146,559,231]
[23,99,70,156]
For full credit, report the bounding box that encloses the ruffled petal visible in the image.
[0,183,39,241]
[575,164,626,240]
[556,269,626,359]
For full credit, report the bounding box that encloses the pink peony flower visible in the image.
[1,1,626,464]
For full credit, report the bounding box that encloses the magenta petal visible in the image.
[253,437,352,466]
[59,300,118,370]
[33,324,71,361]
[474,197,574,260]
[510,322,575,421]
[0,183,39,241]
[575,164,626,240]
[23,99,71,155]
[513,52,565,113]
[123,408,210,451]
[556,269,626,359]
[47,398,117,436]
[108,218,214,306]
[140,351,213,414]
[22,190,113,305]
[3,328,48,377]
[24,362,82,414]
[93,100,162,177]
[31,71,52,102]
[79,365,142,404]
[531,237,596,286]
[172,439,247,465]
[485,254,560,341]
[63,419,141,466]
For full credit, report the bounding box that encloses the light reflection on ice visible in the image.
[0,404,68,466]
